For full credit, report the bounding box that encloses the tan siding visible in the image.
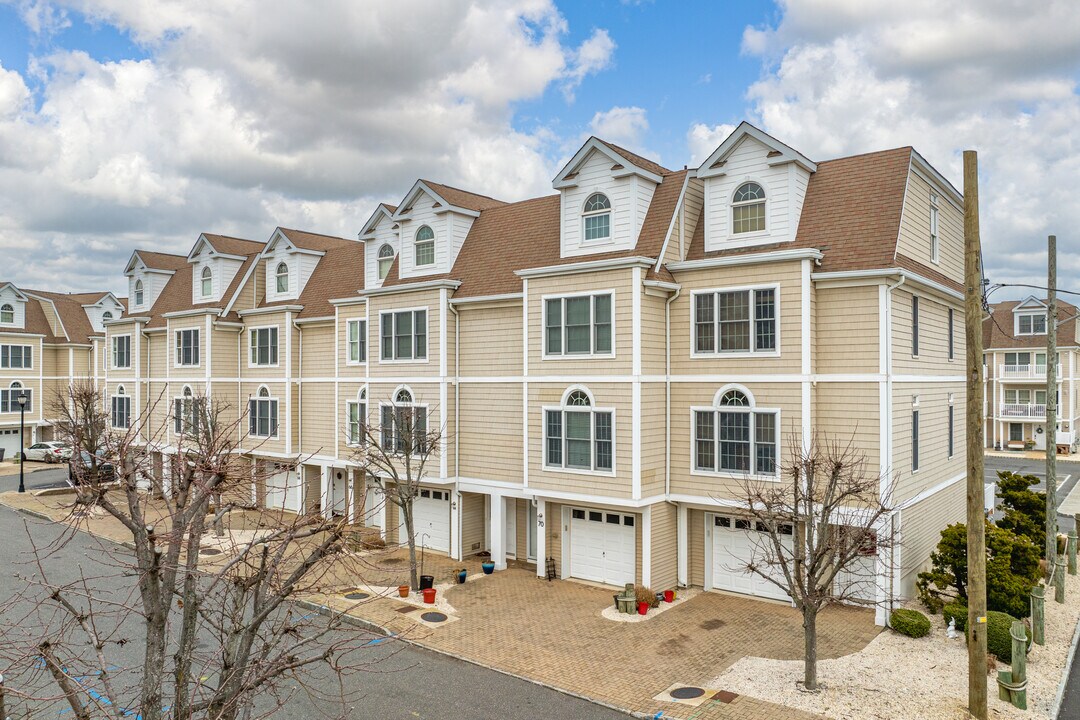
[650,502,678,591]
[640,289,667,376]
[335,303,369,378]
[211,327,240,378]
[896,171,964,285]
[814,382,880,468]
[893,288,964,375]
[458,383,522,482]
[300,323,334,377]
[898,479,965,598]
[688,508,705,587]
[894,382,966,503]
[461,491,486,555]
[816,285,879,374]
[640,382,666,497]
[366,288,442,380]
[458,303,522,376]
[300,381,334,456]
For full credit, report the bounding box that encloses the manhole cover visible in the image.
[200,548,222,556]
[670,687,706,700]
[344,592,369,600]
[420,612,448,623]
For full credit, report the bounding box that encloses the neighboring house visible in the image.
[0,282,123,458]
[983,297,1079,452]
[97,122,965,625]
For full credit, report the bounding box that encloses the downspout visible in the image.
[665,287,681,496]
[448,302,460,480]
[884,273,905,618]
[294,319,303,456]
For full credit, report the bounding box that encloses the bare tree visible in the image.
[346,395,442,592]
[0,382,380,720]
[737,433,897,691]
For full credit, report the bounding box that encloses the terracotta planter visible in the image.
[422,587,437,604]
[397,585,409,598]
[638,601,649,616]
[663,589,674,603]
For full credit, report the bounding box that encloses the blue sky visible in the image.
[0,0,1076,297]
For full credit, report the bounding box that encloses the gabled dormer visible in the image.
[125,250,180,313]
[359,203,399,289]
[0,282,29,330]
[553,137,667,259]
[261,229,325,303]
[390,180,504,281]
[82,293,125,333]
[187,234,251,305]
[1013,296,1048,336]
[696,122,817,252]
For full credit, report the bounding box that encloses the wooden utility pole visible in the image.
[1047,234,1058,570]
[963,150,988,720]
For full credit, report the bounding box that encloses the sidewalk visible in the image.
[0,460,53,476]
[987,449,1080,463]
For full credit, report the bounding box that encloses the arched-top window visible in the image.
[102,311,113,321]
[201,266,213,297]
[382,387,426,454]
[183,385,193,398]
[0,304,13,324]
[359,387,367,401]
[732,182,766,234]
[545,386,612,472]
[582,193,611,242]
[249,385,277,438]
[395,388,413,405]
[694,386,776,476]
[378,244,395,280]
[275,262,289,293]
[258,386,270,398]
[116,385,125,395]
[4,380,30,413]
[567,390,591,407]
[133,280,144,307]
[10,381,21,390]
[414,225,435,267]
[719,389,749,407]
[347,387,367,446]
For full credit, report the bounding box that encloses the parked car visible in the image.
[68,450,116,486]
[24,441,72,463]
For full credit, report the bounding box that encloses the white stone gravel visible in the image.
[711,574,1080,720]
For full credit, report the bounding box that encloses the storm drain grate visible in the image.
[669,687,706,700]
[199,548,222,556]
[420,612,448,623]
[343,591,369,601]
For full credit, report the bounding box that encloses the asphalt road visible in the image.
[0,464,72,493]
[0,491,627,720]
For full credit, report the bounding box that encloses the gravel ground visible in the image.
[600,587,700,622]
[712,574,1080,720]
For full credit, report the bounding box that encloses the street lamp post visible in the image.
[16,391,27,494]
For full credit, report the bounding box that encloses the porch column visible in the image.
[535,499,546,578]
[490,491,506,570]
[450,489,462,561]
[319,466,330,518]
[376,480,388,541]
[677,503,688,587]
[346,469,355,524]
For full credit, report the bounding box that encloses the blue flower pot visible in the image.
[457,570,467,584]
[482,562,495,575]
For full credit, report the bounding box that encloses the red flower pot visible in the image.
[638,601,649,616]
[663,590,674,603]
[422,588,437,604]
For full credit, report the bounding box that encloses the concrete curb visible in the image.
[1052,611,1080,719]
[10,505,53,523]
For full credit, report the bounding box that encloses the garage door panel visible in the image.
[401,488,450,553]
[710,514,792,602]
[569,508,635,587]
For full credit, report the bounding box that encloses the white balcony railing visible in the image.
[999,403,1047,419]
[999,364,1062,380]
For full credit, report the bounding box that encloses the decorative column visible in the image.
[1031,585,1045,645]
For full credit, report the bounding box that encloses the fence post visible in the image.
[1055,556,1067,603]
[1031,585,1045,645]
[1070,530,1078,576]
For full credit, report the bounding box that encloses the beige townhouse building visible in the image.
[983,297,1080,452]
[102,122,966,624]
[0,282,124,458]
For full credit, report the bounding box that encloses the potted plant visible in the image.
[481,561,495,575]
[637,601,649,616]
[397,584,409,598]
[457,569,467,584]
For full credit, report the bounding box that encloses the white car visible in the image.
[24,441,72,463]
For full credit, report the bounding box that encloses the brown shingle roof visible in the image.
[600,139,671,178]
[278,228,358,252]
[201,234,265,256]
[419,181,507,212]
[0,291,60,341]
[134,250,188,272]
[24,290,112,343]
[293,245,365,318]
[983,299,1079,349]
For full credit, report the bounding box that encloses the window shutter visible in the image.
[175,399,183,434]
[248,400,257,436]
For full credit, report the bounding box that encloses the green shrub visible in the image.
[943,602,967,633]
[890,608,932,638]
[986,611,1031,662]
[996,471,1045,547]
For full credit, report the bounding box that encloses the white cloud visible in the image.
[0,0,619,293]
[589,105,647,146]
[687,122,735,165]
[740,0,1080,297]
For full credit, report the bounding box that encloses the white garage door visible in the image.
[0,429,24,460]
[400,488,450,552]
[569,508,635,587]
[265,466,302,512]
[709,515,792,602]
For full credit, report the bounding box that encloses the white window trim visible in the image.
[377,244,395,281]
[0,303,16,327]
[111,334,132,370]
[689,388,781,481]
[727,179,769,242]
[688,283,781,359]
[248,385,280,440]
[377,306,430,364]
[414,225,436,268]
[133,280,145,309]
[540,388,617,477]
[174,385,199,436]
[0,344,34,370]
[377,392,429,458]
[346,318,367,366]
[247,324,280,369]
[110,386,131,429]
[1015,311,1048,336]
[929,192,940,265]
[345,387,367,448]
[173,328,201,368]
[0,381,31,414]
[580,191,614,246]
[200,266,214,298]
[540,289,617,361]
[275,261,290,294]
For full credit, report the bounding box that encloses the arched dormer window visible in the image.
[133,280,144,307]
[545,386,612,472]
[414,225,435,267]
[693,385,778,476]
[275,262,289,293]
[0,304,13,324]
[582,193,611,242]
[102,311,113,321]
[201,266,213,297]
[378,244,394,280]
[732,182,766,234]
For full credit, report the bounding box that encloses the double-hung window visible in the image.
[249,327,278,366]
[248,388,278,438]
[693,288,776,354]
[930,193,940,264]
[174,387,201,435]
[175,329,200,366]
[582,193,611,242]
[543,390,613,473]
[912,410,920,472]
[347,319,367,364]
[0,345,32,369]
[112,335,131,369]
[111,387,131,429]
[0,382,30,413]
[544,293,612,357]
[947,308,954,360]
[1018,313,1047,335]
[380,310,426,361]
[947,404,954,458]
[693,389,777,476]
[911,296,920,356]
[346,390,366,446]
[380,389,427,454]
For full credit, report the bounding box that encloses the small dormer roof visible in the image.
[187,233,263,262]
[696,121,817,180]
[79,291,121,310]
[552,136,668,189]
[391,180,506,220]
[124,249,186,276]
[0,282,30,302]
[359,203,398,239]
[1013,296,1047,311]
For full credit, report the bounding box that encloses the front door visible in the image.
[331,469,348,517]
[1035,425,1047,450]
